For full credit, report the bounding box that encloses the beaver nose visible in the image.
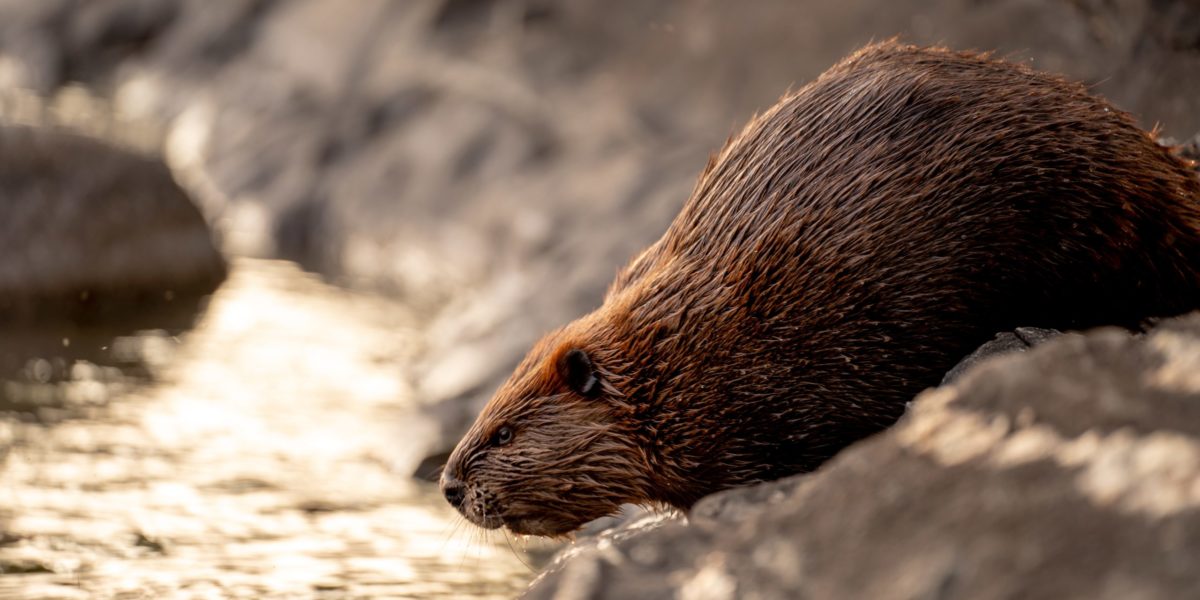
[441,472,466,509]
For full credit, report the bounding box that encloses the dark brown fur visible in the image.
[441,42,1200,536]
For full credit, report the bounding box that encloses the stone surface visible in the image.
[0,124,226,322]
[942,327,1061,385]
[525,313,1200,599]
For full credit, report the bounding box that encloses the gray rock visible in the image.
[525,313,1200,599]
[942,327,1061,385]
[0,124,226,322]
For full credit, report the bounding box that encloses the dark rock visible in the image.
[411,449,450,483]
[526,313,1200,599]
[0,124,226,323]
[942,327,1061,384]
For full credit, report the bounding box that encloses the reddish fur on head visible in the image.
[440,316,655,536]
[442,41,1200,536]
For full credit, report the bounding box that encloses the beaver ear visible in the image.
[561,349,600,397]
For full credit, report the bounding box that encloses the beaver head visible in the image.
[438,312,659,537]
[438,244,867,536]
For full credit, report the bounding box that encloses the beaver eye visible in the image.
[492,426,514,446]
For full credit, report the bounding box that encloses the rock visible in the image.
[0,124,226,322]
[410,449,449,483]
[525,313,1200,599]
[942,327,1060,385]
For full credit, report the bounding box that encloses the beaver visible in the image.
[440,41,1200,537]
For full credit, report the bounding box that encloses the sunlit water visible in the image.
[0,259,552,599]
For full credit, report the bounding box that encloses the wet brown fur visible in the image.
[443,41,1200,536]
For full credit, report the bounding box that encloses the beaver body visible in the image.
[442,42,1200,537]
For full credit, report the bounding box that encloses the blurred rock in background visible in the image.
[2,0,1196,466]
[0,123,225,324]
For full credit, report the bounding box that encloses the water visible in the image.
[0,259,552,599]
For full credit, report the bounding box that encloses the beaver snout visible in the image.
[440,472,466,509]
[439,467,504,529]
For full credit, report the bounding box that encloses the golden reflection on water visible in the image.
[0,259,550,599]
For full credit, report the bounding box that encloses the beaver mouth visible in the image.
[459,505,503,530]
[462,503,579,536]
[501,513,583,537]
[455,496,504,530]
[453,486,591,536]
[461,507,558,535]
[475,514,504,530]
